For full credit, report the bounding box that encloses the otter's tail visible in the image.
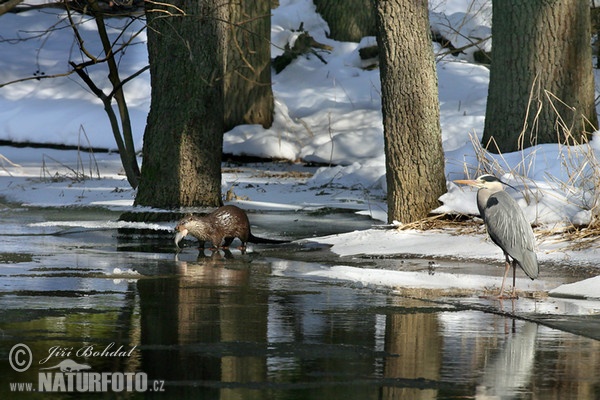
[248,233,290,244]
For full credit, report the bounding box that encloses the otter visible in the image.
[174,205,289,250]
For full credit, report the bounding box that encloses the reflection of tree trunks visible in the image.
[138,260,267,398]
[382,312,441,400]
[219,268,268,400]
[138,276,220,398]
[554,337,600,399]
[109,281,142,373]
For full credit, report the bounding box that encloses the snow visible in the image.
[549,276,600,300]
[0,0,599,300]
[271,261,544,293]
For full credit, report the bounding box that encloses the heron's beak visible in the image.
[454,179,478,187]
[174,228,188,248]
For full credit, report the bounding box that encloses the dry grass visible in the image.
[395,212,483,235]
[396,211,600,253]
[391,286,547,300]
[252,170,313,179]
[40,126,100,183]
[450,83,600,251]
[467,131,540,204]
[392,287,476,298]
[536,220,600,252]
[0,153,21,175]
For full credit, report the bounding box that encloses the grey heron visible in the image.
[454,174,538,298]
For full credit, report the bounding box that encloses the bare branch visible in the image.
[69,61,107,100]
[107,64,149,98]
[0,70,75,89]
[65,1,99,62]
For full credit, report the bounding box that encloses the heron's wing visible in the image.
[482,191,539,279]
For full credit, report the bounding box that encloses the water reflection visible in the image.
[476,321,537,398]
[138,255,268,399]
[382,308,441,399]
[133,256,600,399]
[0,245,598,399]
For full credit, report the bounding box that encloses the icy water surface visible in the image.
[0,205,599,399]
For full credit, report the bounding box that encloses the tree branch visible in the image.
[107,65,149,99]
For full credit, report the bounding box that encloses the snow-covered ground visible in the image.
[0,1,599,300]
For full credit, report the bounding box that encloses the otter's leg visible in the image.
[222,237,234,249]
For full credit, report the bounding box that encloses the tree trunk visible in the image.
[0,0,23,16]
[483,0,598,153]
[135,0,226,208]
[223,0,273,132]
[314,0,376,42]
[373,0,446,224]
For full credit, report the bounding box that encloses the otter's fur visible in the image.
[174,205,288,250]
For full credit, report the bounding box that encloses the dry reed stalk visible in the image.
[455,82,600,252]
[395,212,483,235]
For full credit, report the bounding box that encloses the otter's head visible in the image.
[174,216,194,248]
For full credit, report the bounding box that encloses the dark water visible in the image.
[0,205,599,399]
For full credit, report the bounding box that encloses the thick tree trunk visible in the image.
[314,0,376,42]
[483,0,598,153]
[135,0,226,208]
[374,0,446,224]
[223,0,273,132]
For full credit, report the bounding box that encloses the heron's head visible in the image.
[454,174,505,191]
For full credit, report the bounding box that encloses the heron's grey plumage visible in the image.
[477,189,539,280]
[454,174,539,298]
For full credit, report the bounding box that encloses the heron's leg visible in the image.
[511,260,518,298]
[499,254,511,297]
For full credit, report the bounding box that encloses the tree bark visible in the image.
[374,0,446,224]
[135,0,226,208]
[223,0,273,132]
[483,0,598,153]
[0,0,23,16]
[314,0,376,42]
